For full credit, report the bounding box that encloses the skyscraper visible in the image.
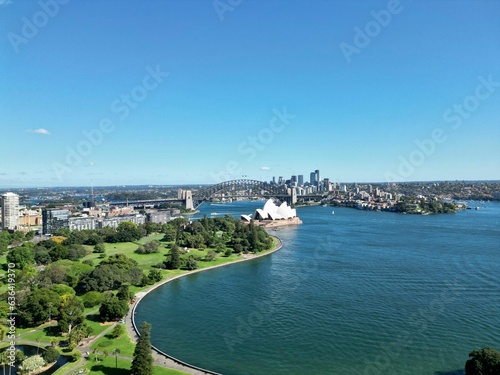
[298,175,304,186]
[310,172,316,185]
[1,192,19,230]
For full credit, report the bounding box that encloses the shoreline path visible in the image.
[125,236,284,375]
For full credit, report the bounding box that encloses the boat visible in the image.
[210,212,218,216]
[332,211,335,214]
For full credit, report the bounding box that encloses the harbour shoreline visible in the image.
[126,235,283,375]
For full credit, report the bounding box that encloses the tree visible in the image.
[110,324,125,338]
[116,284,133,302]
[93,243,106,253]
[147,269,162,284]
[59,295,84,334]
[18,288,61,328]
[43,346,60,363]
[185,256,198,271]
[7,245,35,270]
[117,221,141,242]
[82,291,105,308]
[131,321,153,375]
[50,284,75,297]
[99,296,129,322]
[49,244,69,262]
[170,244,181,269]
[205,249,216,261]
[112,348,121,369]
[466,347,500,375]
[67,244,87,260]
[71,350,82,363]
[135,240,161,254]
[0,351,10,375]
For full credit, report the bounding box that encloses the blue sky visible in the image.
[1,0,499,187]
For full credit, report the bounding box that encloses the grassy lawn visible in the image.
[86,314,115,337]
[21,324,64,343]
[90,327,135,358]
[1,233,279,374]
[51,353,82,375]
[83,356,190,375]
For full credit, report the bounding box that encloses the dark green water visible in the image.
[135,201,500,375]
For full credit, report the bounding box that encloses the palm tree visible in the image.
[0,351,9,375]
[36,337,41,354]
[112,348,121,369]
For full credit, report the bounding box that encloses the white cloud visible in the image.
[27,128,51,135]
[260,166,271,170]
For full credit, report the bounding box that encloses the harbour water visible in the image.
[135,201,500,375]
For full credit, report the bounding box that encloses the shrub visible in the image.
[71,350,82,362]
[43,347,60,363]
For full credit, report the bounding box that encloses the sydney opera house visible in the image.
[241,199,302,228]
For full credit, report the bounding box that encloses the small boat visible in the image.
[211,212,218,216]
[332,211,335,214]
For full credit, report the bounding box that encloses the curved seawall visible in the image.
[128,236,283,375]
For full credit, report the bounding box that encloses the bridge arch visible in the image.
[193,179,288,207]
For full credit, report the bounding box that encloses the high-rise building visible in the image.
[278,176,283,185]
[310,172,316,185]
[1,192,19,230]
[42,209,70,235]
[291,175,297,183]
[298,175,304,186]
[324,178,330,191]
[315,169,320,183]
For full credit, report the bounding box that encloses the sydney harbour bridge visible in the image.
[111,179,322,209]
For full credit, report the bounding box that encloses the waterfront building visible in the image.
[1,192,19,230]
[254,199,297,220]
[42,208,70,234]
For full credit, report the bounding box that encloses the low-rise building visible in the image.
[69,216,96,231]
[146,210,171,224]
[97,214,146,229]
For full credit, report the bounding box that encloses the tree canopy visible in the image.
[466,347,500,375]
[131,321,153,375]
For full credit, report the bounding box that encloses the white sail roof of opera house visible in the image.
[254,199,297,220]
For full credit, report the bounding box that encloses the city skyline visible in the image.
[1,0,499,188]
